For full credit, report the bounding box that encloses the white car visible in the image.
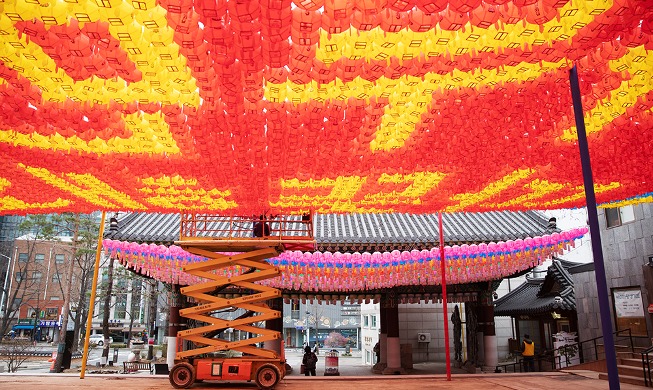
[89,334,113,346]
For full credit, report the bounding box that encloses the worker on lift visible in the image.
[253,215,271,237]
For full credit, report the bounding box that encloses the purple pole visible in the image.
[439,212,451,380]
[569,65,620,390]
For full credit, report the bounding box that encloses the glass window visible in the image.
[620,205,635,223]
[55,254,65,264]
[606,205,635,228]
[114,294,127,319]
[15,271,24,281]
[52,273,60,283]
[371,315,377,328]
[363,315,369,327]
[28,307,38,318]
[18,253,28,263]
[291,301,299,320]
[35,253,45,263]
[50,296,60,301]
[32,271,42,281]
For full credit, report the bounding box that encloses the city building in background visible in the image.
[282,300,360,350]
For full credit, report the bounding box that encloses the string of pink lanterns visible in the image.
[102,227,587,292]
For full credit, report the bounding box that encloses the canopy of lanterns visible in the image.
[103,227,587,290]
[0,0,652,215]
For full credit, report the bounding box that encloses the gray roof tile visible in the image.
[494,258,577,316]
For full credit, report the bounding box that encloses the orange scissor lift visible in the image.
[169,214,315,389]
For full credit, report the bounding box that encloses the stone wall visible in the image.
[574,203,653,343]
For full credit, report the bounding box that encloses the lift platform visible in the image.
[169,214,315,389]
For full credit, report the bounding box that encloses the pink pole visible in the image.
[439,212,451,380]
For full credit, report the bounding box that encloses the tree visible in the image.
[23,213,102,373]
[0,215,56,338]
[100,252,114,365]
[0,340,36,372]
[324,331,348,348]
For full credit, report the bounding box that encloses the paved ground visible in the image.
[0,371,644,390]
[0,346,641,389]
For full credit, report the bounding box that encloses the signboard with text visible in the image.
[613,288,647,336]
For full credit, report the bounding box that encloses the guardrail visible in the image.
[642,345,653,387]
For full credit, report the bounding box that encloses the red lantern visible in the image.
[387,0,415,12]
[414,0,448,13]
[439,10,469,31]
[409,9,440,32]
[351,9,380,31]
[380,9,410,32]
[448,0,482,13]
[470,2,500,29]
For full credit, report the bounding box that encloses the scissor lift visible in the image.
[169,214,315,389]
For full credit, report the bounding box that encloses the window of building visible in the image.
[291,301,300,320]
[12,297,21,310]
[52,273,60,283]
[55,254,65,264]
[35,253,45,263]
[15,271,24,282]
[27,307,39,318]
[605,205,635,228]
[371,315,377,328]
[50,296,60,301]
[363,315,369,327]
[46,308,58,319]
[18,253,28,263]
[32,271,42,282]
[114,294,127,319]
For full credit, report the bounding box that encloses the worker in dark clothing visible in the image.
[253,215,271,237]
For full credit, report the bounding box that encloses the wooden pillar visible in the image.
[167,284,182,368]
[264,298,283,354]
[383,291,405,375]
[478,289,498,368]
[373,297,388,373]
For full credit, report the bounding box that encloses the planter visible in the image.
[154,363,169,375]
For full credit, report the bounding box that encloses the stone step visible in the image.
[598,372,647,387]
[615,364,645,377]
[620,357,649,368]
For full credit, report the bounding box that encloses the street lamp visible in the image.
[0,252,13,316]
[305,311,311,346]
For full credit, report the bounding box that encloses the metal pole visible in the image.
[569,65,619,390]
[0,251,12,315]
[439,212,451,380]
[80,211,107,379]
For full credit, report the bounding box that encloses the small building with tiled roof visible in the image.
[494,258,583,353]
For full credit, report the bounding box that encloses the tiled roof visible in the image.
[494,258,576,316]
[106,211,554,251]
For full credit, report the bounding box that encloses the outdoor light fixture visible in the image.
[547,217,557,230]
[109,213,119,234]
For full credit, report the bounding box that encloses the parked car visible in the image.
[89,334,113,346]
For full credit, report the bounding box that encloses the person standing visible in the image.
[521,334,535,372]
[302,345,318,376]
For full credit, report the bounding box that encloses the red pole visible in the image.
[439,212,451,380]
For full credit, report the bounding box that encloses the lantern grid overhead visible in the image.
[0,0,651,215]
